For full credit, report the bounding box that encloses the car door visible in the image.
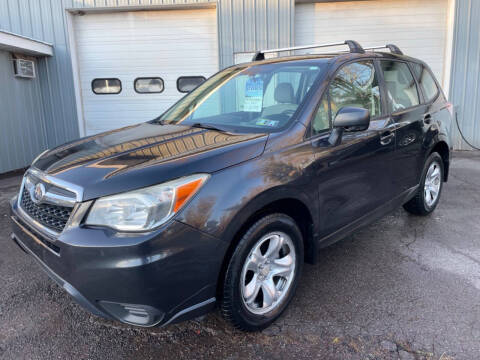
[308,60,396,239]
[378,60,427,195]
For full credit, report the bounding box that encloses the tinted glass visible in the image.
[329,61,381,118]
[134,78,164,93]
[159,61,329,133]
[380,61,419,112]
[262,71,302,116]
[92,78,121,94]
[312,97,330,134]
[411,63,439,102]
[177,76,206,93]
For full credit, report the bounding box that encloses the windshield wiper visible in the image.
[190,123,229,133]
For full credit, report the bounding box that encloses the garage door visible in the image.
[295,0,448,84]
[73,9,218,135]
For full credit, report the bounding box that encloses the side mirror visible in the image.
[328,107,371,146]
[334,106,371,130]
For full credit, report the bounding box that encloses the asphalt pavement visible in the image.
[0,152,479,360]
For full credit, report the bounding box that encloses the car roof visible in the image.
[236,51,426,69]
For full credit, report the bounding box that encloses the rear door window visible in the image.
[379,61,419,112]
[411,63,439,102]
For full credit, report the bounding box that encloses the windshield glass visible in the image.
[158,59,329,133]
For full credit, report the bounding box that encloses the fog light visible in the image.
[99,301,164,326]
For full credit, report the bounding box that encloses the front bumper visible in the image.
[10,198,225,327]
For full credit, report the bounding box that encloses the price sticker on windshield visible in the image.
[244,77,263,112]
[256,119,279,127]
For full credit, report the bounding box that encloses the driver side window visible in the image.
[312,61,380,136]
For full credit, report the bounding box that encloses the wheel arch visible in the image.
[216,189,318,300]
[429,140,450,181]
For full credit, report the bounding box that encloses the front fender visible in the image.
[176,156,319,244]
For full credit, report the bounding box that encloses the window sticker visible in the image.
[256,119,279,127]
[244,77,264,112]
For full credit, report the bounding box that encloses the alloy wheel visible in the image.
[240,231,296,315]
[424,160,442,207]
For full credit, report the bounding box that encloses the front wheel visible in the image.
[220,214,304,331]
[403,152,444,215]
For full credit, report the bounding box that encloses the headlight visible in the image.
[85,174,209,231]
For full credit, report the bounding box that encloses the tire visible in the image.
[220,213,304,331]
[403,152,444,216]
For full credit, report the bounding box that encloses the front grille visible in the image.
[20,187,72,232]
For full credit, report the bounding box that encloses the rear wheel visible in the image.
[403,152,444,215]
[220,213,303,331]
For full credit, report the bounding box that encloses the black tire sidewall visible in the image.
[223,214,304,330]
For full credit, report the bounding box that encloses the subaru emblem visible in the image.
[32,183,46,204]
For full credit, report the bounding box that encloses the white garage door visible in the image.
[73,9,218,135]
[295,0,448,84]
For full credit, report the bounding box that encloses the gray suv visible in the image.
[10,41,452,331]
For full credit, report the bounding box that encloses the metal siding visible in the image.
[0,50,48,173]
[0,0,293,172]
[0,0,81,172]
[450,0,480,150]
[220,0,293,65]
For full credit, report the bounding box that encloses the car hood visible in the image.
[33,122,268,200]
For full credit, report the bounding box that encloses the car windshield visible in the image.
[158,59,329,133]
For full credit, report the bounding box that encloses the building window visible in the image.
[134,77,164,94]
[177,76,206,93]
[92,78,122,94]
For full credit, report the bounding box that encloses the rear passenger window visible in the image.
[411,64,439,102]
[379,61,419,112]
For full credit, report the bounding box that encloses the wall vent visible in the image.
[13,58,35,78]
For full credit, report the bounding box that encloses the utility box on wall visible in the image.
[13,58,35,78]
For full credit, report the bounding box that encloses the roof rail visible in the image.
[364,44,403,55]
[252,40,364,61]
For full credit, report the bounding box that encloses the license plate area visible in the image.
[11,215,60,255]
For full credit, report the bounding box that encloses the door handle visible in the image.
[380,130,395,145]
[423,114,432,125]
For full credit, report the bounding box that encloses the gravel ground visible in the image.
[0,152,479,360]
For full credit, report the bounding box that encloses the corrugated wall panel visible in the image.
[0,0,82,172]
[0,50,48,173]
[220,0,293,65]
[449,0,480,150]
